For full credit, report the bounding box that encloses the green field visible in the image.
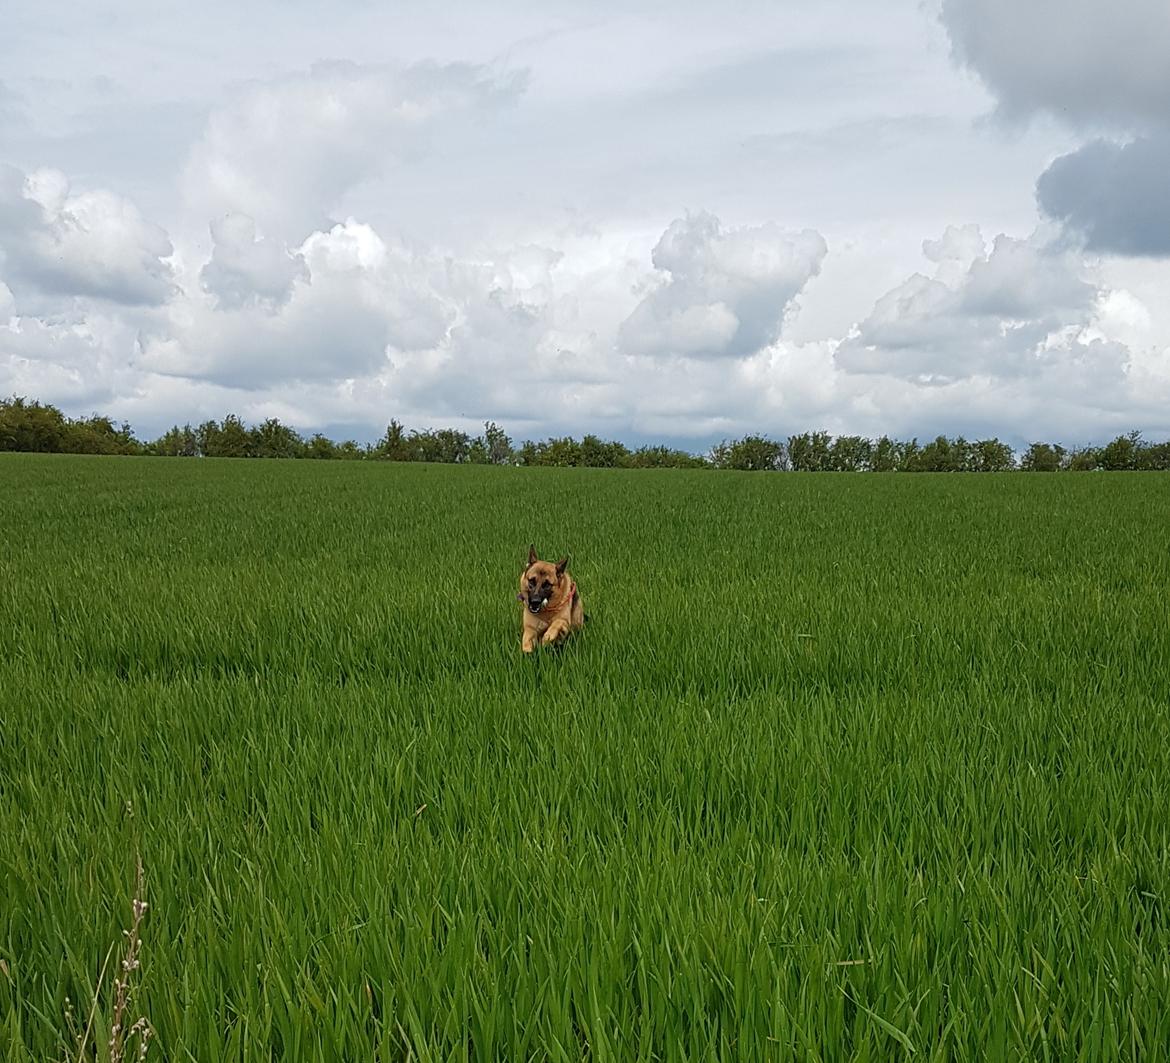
[2,454,1168,1061]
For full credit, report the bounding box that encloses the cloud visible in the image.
[200,213,308,308]
[183,59,526,237]
[143,218,646,412]
[7,4,1170,448]
[836,225,1106,382]
[1036,135,1170,257]
[618,212,827,358]
[6,195,1167,451]
[0,303,149,410]
[0,80,24,128]
[939,0,1170,129]
[939,2,1170,261]
[138,219,453,388]
[0,165,174,306]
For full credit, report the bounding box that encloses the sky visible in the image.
[2,0,1169,450]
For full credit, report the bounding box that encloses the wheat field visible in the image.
[2,454,1168,1060]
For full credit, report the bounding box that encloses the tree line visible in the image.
[2,395,1169,471]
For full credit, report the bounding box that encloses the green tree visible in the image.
[539,437,584,467]
[467,435,489,464]
[870,435,902,472]
[580,434,630,467]
[194,420,221,457]
[828,435,872,472]
[1098,431,1141,471]
[907,436,965,472]
[0,396,70,452]
[482,421,513,464]
[971,438,1016,472]
[623,445,708,469]
[1063,447,1100,471]
[374,420,411,461]
[711,435,786,471]
[62,414,141,455]
[305,433,338,459]
[1135,441,1170,470]
[213,415,253,458]
[152,424,199,457]
[515,440,543,466]
[1020,442,1065,472]
[250,418,304,459]
[412,428,472,463]
[787,431,832,471]
[897,438,920,471]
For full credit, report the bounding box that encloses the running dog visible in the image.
[518,545,585,652]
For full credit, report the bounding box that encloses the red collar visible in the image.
[518,579,575,609]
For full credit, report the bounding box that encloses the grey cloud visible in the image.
[0,164,174,306]
[940,1,1170,261]
[940,0,1170,128]
[200,213,308,308]
[619,212,827,358]
[1037,136,1170,257]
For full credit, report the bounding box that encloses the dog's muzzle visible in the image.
[526,596,548,613]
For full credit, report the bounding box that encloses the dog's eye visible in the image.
[542,580,551,589]
[528,577,535,586]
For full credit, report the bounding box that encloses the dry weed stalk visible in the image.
[72,840,153,1063]
[107,852,151,1062]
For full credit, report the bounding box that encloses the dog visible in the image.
[518,544,585,653]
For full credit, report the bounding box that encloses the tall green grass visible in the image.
[2,454,1168,1060]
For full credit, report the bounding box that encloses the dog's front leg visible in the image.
[522,627,538,653]
[541,619,569,645]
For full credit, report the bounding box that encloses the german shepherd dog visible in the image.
[518,545,585,652]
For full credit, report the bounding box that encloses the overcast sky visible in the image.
[2,0,1168,448]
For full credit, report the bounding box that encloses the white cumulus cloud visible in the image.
[836,225,1103,382]
[619,212,827,358]
[139,219,454,388]
[183,60,526,237]
[0,165,174,307]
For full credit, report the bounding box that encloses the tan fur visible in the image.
[519,544,585,653]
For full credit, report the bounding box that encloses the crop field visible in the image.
[1,454,1169,1061]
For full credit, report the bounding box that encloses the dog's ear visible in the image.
[556,555,569,578]
[527,544,538,567]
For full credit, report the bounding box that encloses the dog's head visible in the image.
[519,544,569,614]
